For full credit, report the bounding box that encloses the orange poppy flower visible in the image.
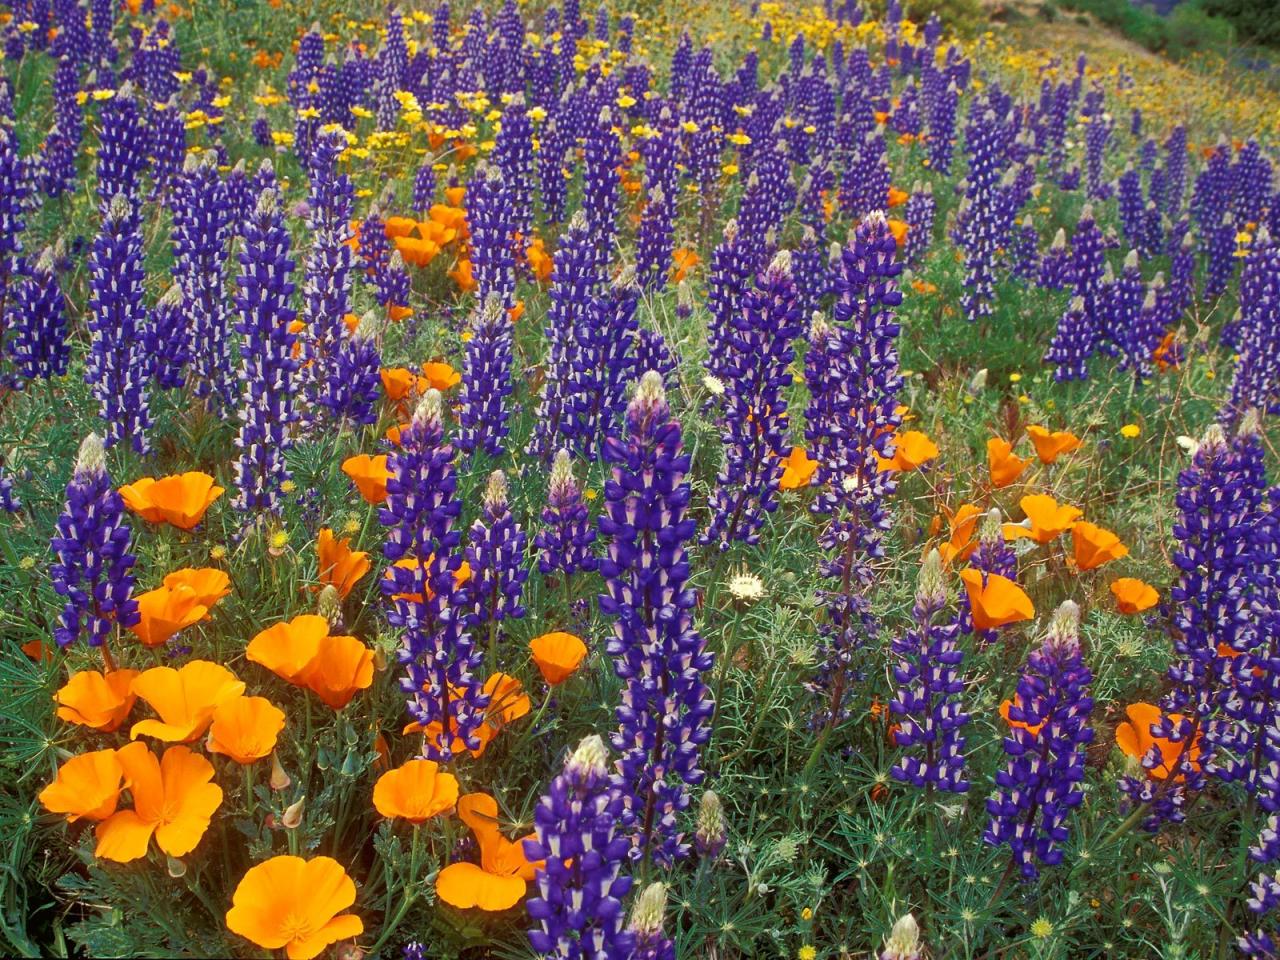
[389,304,414,322]
[483,672,531,730]
[39,749,126,823]
[95,742,223,862]
[21,639,49,661]
[671,247,701,283]
[413,710,499,758]
[384,557,472,603]
[373,759,460,823]
[207,696,286,764]
[937,503,983,566]
[129,584,209,647]
[384,423,408,445]
[383,215,418,238]
[887,186,909,207]
[421,361,461,391]
[1071,521,1128,571]
[778,446,818,490]
[381,366,421,402]
[529,632,588,685]
[226,855,363,960]
[130,660,246,742]
[999,697,1045,737]
[1003,494,1083,545]
[341,453,390,505]
[449,258,477,292]
[959,569,1035,631]
[1153,331,1179,372]
[526,237,553,282]
[118,472,225,530]
[393,234,440,267]
[317,528,370,599]
[1114,702,1201,780]
[55,669,140,732]
[300,633,375,710]
[876,430,939,472]
[887,218,909,247]
[246,614,330,684]
[1110,577,1158,614]
[1026,425,1082,464]
[987,437,1030,488]
[162,567,232,607]
[435,793,540,911]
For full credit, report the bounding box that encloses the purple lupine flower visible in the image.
[492,93,534,247]
[1226,227,1280,418]
[319,310,384,427]
[524,735,635,959]
[95,84,147,204]
[1037,228,1072,290]
[636,185,675,293]
[1109,250,1148,376]
[232,186,299,513]
[599,372,714,866]
[984,601,1093,879]
[536,448,597,578]
[458,295,514,458]
[627,883,675,960]
[468,164,517,309]
[529,211,603,460]
[381,391,489,761]
[702,250,803,550]
[1010,214,1039,282]
[1084,107,1112,200]
[145,283,188,389]
[582,106,621,251]
[50,433,139,648]
[86,193,152,454]
[412,160,436,215]
[889,549,970,794]
[705,219,755,384]
[6,246,69,381]
[358,205,391,294]
[0,465,19,512]
[300,129,356,423]
[172,152,233,407]
[1117,163,1144,251]
[0,120,27,331]
[957,106,1007,322]
[901,181,934,263]
[1164,125,1188,215]
[223,159,253,229]
[926,80,959,175]
[537,115,571,226]
[1069,203,1106,352]
[146,98,185,198]
[694,789,726,860]
[806,213,902,730]
[466,469,528,632]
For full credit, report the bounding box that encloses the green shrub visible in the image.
[1201,0,1280,47]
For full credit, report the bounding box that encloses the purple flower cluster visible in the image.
[466,470,528,632]
[50,434,139,648]
[536,448,597,580]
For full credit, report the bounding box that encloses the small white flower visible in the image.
[702,374,726,397]
[727,569,765,602]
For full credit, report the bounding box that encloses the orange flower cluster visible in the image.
[246,614,375,710]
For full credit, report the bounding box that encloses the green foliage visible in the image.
[1200,0,1280,47]
[1059,0,1236,58]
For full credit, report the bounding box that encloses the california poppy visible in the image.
[887,218,909,247]
[937,503,983,566]
[1003,494,1083,545]
[671,247,700,282]
[373,759,460,823]
[421,361,461,391]
[887,185,909,207]
[207,696,286,764]
[987,437,1030,488]
[380,366,421,402]
[300,633,375,710]
[119,472,224,530]
[876,430,939,472]
[316,528,370,599]
[95,742,223,862]
[383,215,417,238]
[1071,521,1128,571]
[1110,577,1158,614]
[1026,425,1082,464]
[435,793,540,911]
[959,569,1035,631]
[130,661,245,742]
[385,557,471,603]
[129,584,209,647]
[39,749,126,823]
[778,446,818,490]
[526,237,553,282]
[246,614,330,684]
[55,669,140,732]
[162,567,232,607]
[482,672,531,731]
[341,453,390,505]
[449,258,476,292]
[1114,702,1201,780]
[529,632,588,685]
[226,855,363,960]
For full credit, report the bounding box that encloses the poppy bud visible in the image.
[317,584,342,626]
[269,751,291,791]
[166,855,186,878]
[282,795,305,829]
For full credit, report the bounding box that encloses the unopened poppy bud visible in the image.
[167,855,187,878]
[282,795,305,829]
[269,752,291,791]
[695,789,727,859]
[880,912,922,960]
[373,644,389,672]
[968,368,988,394]
[317,584,342,626]
[334,943,364,960]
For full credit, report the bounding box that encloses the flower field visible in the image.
[1,0,1279,955]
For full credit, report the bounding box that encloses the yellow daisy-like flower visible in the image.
[1120,423,1141,439]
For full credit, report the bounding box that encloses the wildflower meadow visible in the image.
[1,0,1279,955]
